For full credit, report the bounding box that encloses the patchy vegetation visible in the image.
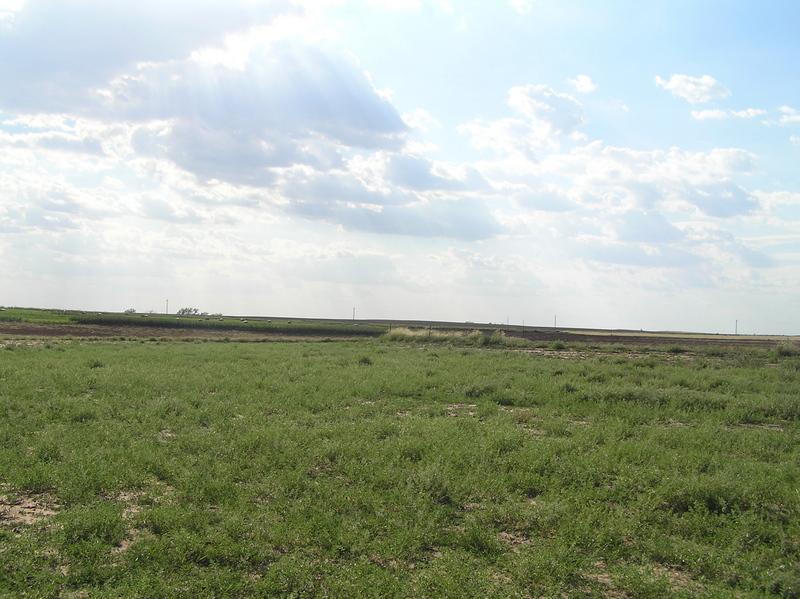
[0,335,798,597]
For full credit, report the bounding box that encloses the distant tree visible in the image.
[177,307,200,316]
[124,308,136,314]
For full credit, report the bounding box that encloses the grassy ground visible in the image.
[0,337,798,597]
[0,308,77,324]
[0,307,387,338]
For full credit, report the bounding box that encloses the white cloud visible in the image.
[691,109,728,120]
[568,74,597,94]
[0,0,23,23]
[507,85,586,138]
[732,109,768,119]
[459,117,542,159]
[792,135,800,146]
[691,108,767,120]
[0,0,24,9]
[402,108,440,132]
[509,0,534,14]
[779,106,800,124]
[385,154,487,193]
[457,84,589,161]
[0,0,297,114]
[655,74,731,104]
[365,0,421,9]
[96,38,410,186]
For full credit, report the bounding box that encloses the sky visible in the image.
[1,0,800,334]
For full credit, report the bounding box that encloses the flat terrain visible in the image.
[0,322,798,597]
[1,319,793,351]
[0,321,293,341]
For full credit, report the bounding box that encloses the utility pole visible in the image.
[166,299,168,315]
[353,307,355,325]
[735,320,738,335]
[554,315,557,329]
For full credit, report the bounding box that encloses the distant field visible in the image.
[0,307,387,338]
[0,334,798,597]
[0,307,77,324]
[1,307,796,351]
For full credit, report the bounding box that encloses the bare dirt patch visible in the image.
[510,329,794,352]
[0,321,326,341]
[446,403,477,417]
[652,565,703,593]
[583,562,630,598]
[0,493,60,528]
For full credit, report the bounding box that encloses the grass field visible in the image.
[1,335,798,597]
[0,307,388,338]
[0,308,77,324]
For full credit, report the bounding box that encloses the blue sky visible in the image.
[1,0,799,333]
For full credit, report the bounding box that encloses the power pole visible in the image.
[166,299,168,315]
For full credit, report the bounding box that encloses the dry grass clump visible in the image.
[382,327,511,346]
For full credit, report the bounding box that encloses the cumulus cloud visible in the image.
[290,196,503,240]
[0,0,296,113]
[459,85,586,159]
[579,242,702,269]
[0,0,412,193]
[507,85,586,137]
[545,143,758,196]
[655,74,731,104]
[779,106,800,124]
[103,39,408,185]
[386,155,487,192]
[684,181,758,218]
[402,108,440,132]
[365,0,421,9]
[282,170,413,207]
[509,0,534,14]
[459,117,543,160]
[691,108,767,120]
[112,40,407,142]
[611,211,683,244]
[513,185,575,212]
[568,75,597,94]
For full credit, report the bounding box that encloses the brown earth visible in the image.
[0,321,286,341]
[506,329,793,350]
[0,320,795,350]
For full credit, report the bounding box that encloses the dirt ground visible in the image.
[0,321,794,351]
[507,329,792,350]
[0,321,285,341]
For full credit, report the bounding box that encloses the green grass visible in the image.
[0,307,389,337]
[0,339,798,597]
[0,307,77,323]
